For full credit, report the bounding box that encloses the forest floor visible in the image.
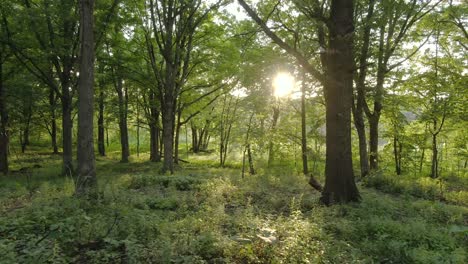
[0,149,467,263]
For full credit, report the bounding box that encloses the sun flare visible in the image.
[273,72,294,98]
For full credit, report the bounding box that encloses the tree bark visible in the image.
[116,77,129,163]
[300,72,309,176]
[21,108,32,153]
[97,82,105,156]
[267,105,280,167]
[0,58,8,174]
[76,0,97,196]
[368,114,380,170]
[393,135,402,175]
[62,84,73,176]
[431,128,439,179]
[149,91,160,162]
[352,0,375,178]
[174,110,182,164]
[320,0,360,205]
[49,88,58,154]
[238,0,360,203]
[162,99,175,173]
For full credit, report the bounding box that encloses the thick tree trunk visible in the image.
[97,84,105,156]
[320,0,360,205]
[49,88,58,154]
[162,102,175,173]
[76,0,97,196]
[116,78,129,163]
[369,114,380,170]
[0,60,8,174]
[150,123,160,162]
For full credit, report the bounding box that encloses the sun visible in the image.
[273,72,294,98]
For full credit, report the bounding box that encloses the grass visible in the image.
[0,150,467,263]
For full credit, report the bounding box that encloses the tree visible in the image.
[0,22,8,174]
[143,0,224,173]
[76,0,97,195]
[2,0,79,174]
[239,0,359,204]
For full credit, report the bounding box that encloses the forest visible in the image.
[0,0,467,263]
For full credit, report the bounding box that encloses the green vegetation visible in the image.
[0,0,467,262]
[1,152,467,263]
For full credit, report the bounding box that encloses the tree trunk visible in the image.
[369,114,379,170]
[22,109,31,153]
[49,88,59,154]
[76,0,97,196]
[174,110,182,164]
[191,124,199,153]
[267,105,280,167]
[162,101,175,173]
[320,0,360,205]
[0,59,8,174]
[431,132,438,178]
[149,91,161,162]
[247,144,255,175]
[97,83,105,156]
[393,135,402,175]
[419,147,425,173]
[352,0,374,178]
[149,123,160,162]
[62,85,73,176]
[355,114,369,176]
[116,78,129,163]
[300,72,309,176]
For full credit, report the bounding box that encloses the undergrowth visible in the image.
[0,155,467,263]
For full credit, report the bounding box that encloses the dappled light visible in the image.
[0,0,466,262]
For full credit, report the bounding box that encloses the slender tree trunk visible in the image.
[242,113,255,178]
[320,0,360,205]
[431,132,438,178]
[419,147,425,173]
[191,124,199,153]
[247,144,255,175]
[369,114,380,170]
[352,0,374,178]
[62,85,73,175]
[267,105,280,167]
[49,88,58,154]
[136,96,140,157]
[97,83,105,156]
[355,115,369,176]
[116,78,129,163]
[300,72,309,175]
[149,91,161,162]
[22,109,32,153]
[0,59,8,174]
[174,110,182,164]
[393,135,402,175]
[76,0,97,196]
